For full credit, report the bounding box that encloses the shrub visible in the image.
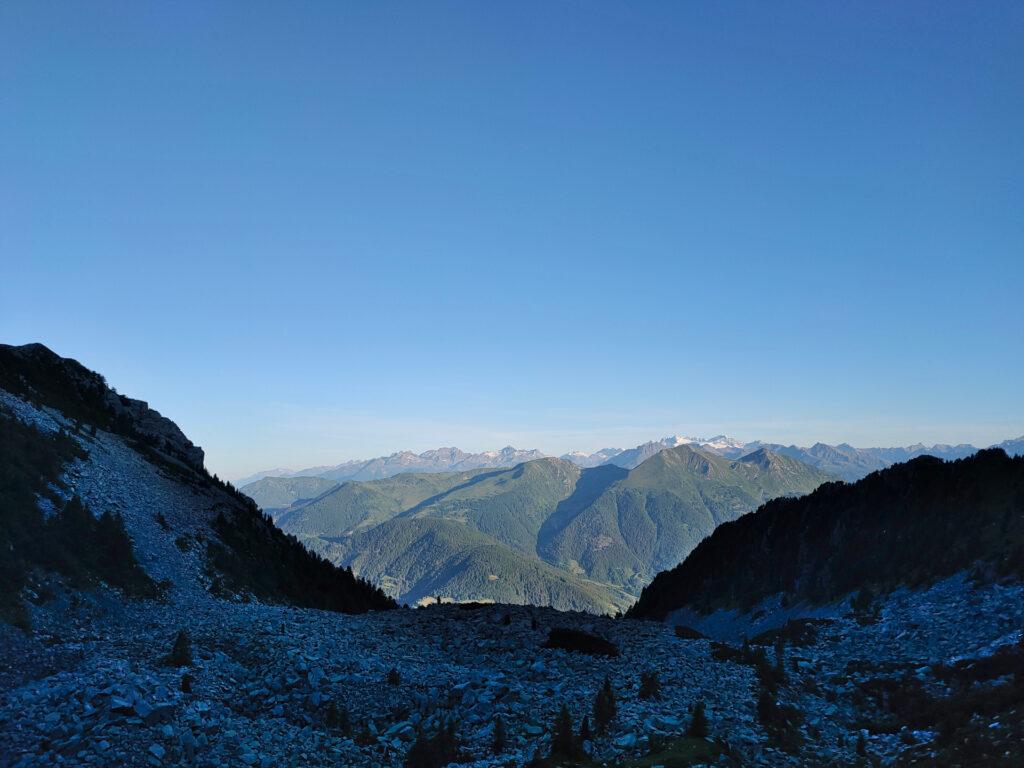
[856,732,867,756]
[387,667,401,686]
[404,719,464,768]
[180,673,193,693]
[163,629,193,667]
[688,700,709,737]
[542,628,619,657]
[756,688,803,753]
[325,700,351,735]
[639,671,662,700]
[594,676,617,734]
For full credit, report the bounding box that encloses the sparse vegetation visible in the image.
[756,688,804,753]
[403,719,464,768]
[639,671,662,700]
[324,700,351,735]
[619,735,723,767]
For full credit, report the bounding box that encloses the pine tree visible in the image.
[687,700,709,738]
[492,716,506,755]
[578,714,592,748]
[594,676,617,734]
[550,703,576,759]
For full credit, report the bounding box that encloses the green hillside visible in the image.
[276,469,491,538]
[406,458,581,555]
[276,444,833,611]
[313,517,632,613]
[240,475,337,514]
[539,445,833,592]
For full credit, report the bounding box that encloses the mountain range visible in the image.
[235,446,548,487]
[238,433,1023,490]
[267,446,832,611]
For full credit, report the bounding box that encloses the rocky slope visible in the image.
[0,344,393,623]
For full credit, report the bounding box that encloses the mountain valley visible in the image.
[266,447,832,611]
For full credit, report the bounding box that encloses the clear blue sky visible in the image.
[2,2,1022,479]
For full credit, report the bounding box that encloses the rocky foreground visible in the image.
[1,572,1022,768]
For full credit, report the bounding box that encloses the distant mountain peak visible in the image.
[237,445,551,485]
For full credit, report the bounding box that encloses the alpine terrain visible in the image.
[266,446,832,611]
[1,344,1021,768]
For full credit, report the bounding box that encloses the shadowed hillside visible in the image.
[629,449,1024,620]
[0,343,395,618]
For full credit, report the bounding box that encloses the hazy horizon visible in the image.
[3,3,1022,479]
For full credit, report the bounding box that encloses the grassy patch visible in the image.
[622,736,723,767]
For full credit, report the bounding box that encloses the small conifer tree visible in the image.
[550,703,576,759]
[492,715,507,754]
[639,670,662,700]
[688,700,709,737]
[594,676,617,733]
[163,629,193,667]
[578,714,592,747]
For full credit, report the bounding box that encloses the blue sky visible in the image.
[2,2,1022,479]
